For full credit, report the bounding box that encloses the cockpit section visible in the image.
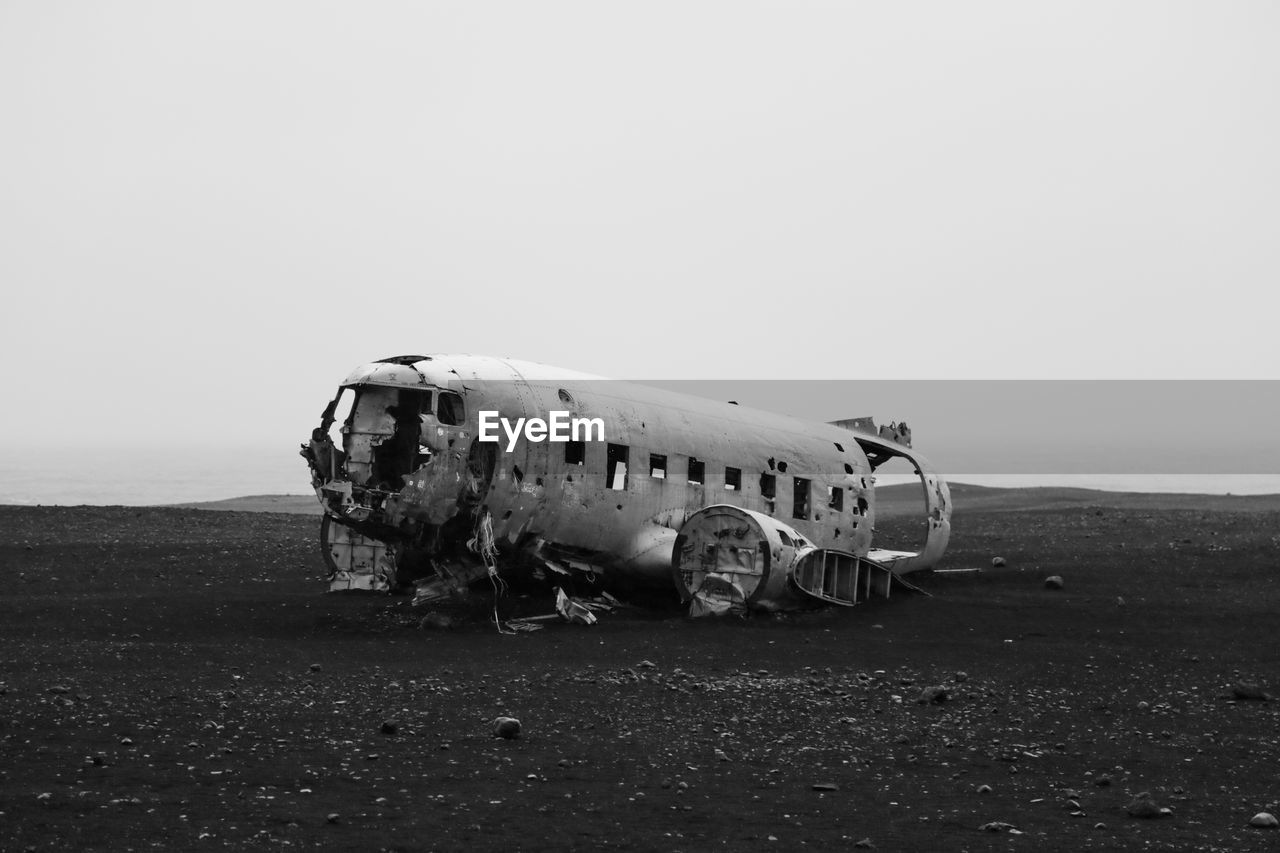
[302,357,475,525]
[299,356,501,593]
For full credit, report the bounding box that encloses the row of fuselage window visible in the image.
[555,440,865,522]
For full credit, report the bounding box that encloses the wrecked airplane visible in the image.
[300,355,951,616]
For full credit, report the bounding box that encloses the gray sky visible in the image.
[653,380,1280,473]
[2,1,1277,453]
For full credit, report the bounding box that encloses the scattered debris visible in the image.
[411,577,454,606]
[501,590,617,631]
[811,782,838,792]
[555,588,598,625]
[854,838,874,848]
[492,717,521,739]
[979,821,1021,834]
[1044,575,1064,589]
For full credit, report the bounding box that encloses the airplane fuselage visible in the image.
[301,355,950,604]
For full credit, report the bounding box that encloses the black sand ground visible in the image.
[2,489,1280,851]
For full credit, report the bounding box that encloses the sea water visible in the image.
[2,445,1278,506]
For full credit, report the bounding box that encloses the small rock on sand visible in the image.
[420,612,455,631]
[1125,792,1172,819]
[991,557,1006,567]
[917,686,949,704]
[1044,576,1064,590]
[1250,812,1278,828]
[492,717,521,739]
[1231,682,1270,701]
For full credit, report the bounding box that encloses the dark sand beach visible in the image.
[3,487,1279,850]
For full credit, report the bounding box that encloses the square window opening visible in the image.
[793,477,811,520]
[436,391,465,426]
[650,453,667,479]
[606,444,629,491]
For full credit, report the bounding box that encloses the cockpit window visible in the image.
[325,387,356,435]
[437,391,465,426]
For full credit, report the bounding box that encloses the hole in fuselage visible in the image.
[370,388,433,490]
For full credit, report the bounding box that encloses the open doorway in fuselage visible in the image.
[866,454,931,557]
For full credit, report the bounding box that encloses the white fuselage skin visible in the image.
[305,355,951,586]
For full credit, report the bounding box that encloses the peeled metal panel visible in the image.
[321,515,391,592]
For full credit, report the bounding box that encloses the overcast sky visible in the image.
[2,1,1277,453]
